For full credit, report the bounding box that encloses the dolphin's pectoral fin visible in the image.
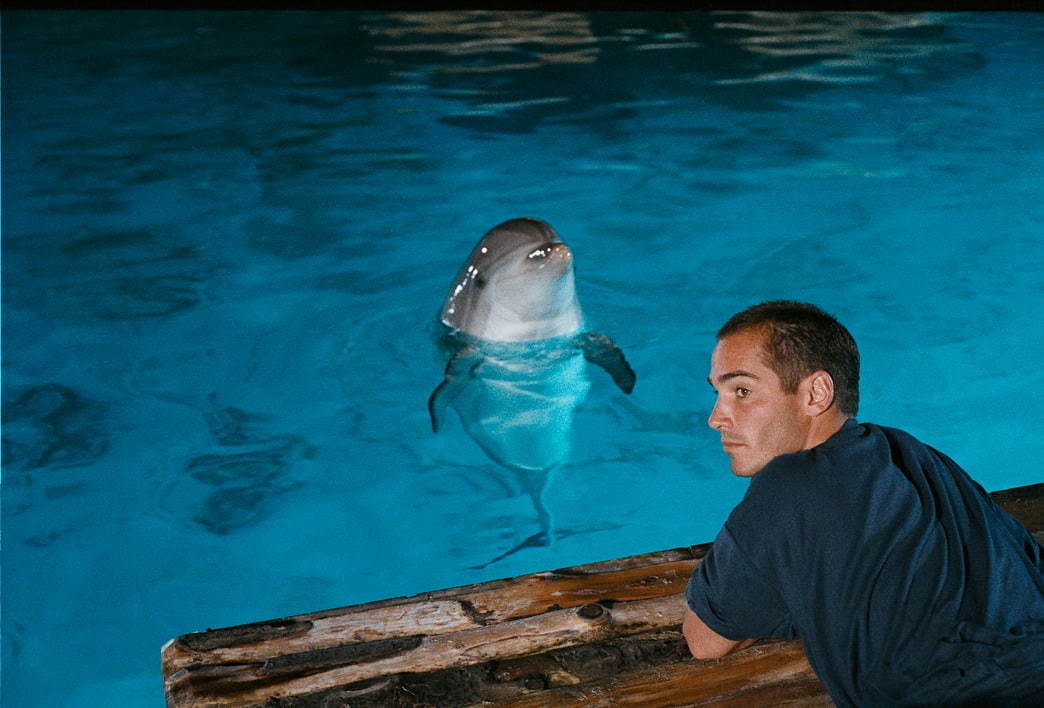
[428,348,483,433]
[580,332,636,394]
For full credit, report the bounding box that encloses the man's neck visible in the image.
[804,412,850,451]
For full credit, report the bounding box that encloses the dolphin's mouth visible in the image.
[527,242,572,263]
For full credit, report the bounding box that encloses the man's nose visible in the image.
[708,397,728,430]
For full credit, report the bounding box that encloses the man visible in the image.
[683,301,1043,706]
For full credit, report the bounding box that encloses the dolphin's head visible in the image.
[440,218,583,342]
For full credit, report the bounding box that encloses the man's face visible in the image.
[707,329,812,477]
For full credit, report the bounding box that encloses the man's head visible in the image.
[707,301,859,476]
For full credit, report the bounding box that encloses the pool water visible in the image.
[3,11,1042,705]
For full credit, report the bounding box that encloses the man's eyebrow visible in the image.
[707,370,761,387]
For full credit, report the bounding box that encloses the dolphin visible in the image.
[428,217,635,567]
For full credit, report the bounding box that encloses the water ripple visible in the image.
[2,384,108,472]
[155,399,316,536]
[3,225,215,323]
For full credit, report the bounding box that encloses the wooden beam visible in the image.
[163,549,706,678]
[496,638,826,707]
[162,482,1043,706]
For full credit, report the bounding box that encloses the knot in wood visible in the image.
[577,603,607,621]
[522,675,548,691]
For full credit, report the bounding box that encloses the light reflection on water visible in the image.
[2,10,1042,706]
[361,10,984,128]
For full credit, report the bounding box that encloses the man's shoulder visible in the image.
[747,421,861,486]
[758,419,925,476]
[732,452,828,528]
[742,419,907,506]
[724,420,918,571]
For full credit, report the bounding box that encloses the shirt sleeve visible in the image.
[686,522,796,641]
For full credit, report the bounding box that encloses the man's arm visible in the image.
[682,607,756,659]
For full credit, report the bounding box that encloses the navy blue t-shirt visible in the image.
[686,419,1044,706]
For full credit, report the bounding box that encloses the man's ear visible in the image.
[804,370,835,415]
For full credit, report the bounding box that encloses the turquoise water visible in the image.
[3,11,1042,705]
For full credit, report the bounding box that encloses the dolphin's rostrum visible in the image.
[429,217,635,568]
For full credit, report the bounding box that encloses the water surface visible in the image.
[3,11,1043,705]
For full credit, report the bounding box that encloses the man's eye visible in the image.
[737,388,751,398]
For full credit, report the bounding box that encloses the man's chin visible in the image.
[730,457,764,478]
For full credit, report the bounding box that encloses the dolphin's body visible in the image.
[429,217,635,567]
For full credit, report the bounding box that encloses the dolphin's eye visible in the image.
[474,275,487,289]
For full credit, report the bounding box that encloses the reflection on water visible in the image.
[376,11,599,69]
[360,11,983,130]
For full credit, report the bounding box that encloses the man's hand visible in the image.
[682,607,756,659]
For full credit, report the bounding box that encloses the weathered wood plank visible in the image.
[226,633,824,707]
[165,596,688,705]
[991,483,1044,543]
[162,482,1042,706]
[495,639,822,707]
[230,629,692,706]
[163,551,706,676]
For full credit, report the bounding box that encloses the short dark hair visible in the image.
[718,301,860,417]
